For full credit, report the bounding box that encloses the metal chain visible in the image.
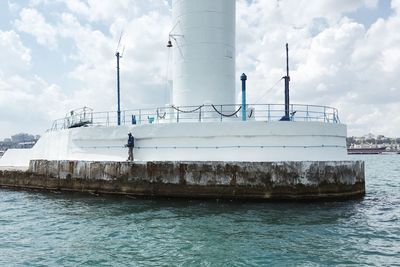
[211,105,242,117]
[171,105,204,113]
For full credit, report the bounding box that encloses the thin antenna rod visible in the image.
[116,52,121,126]
[286,43,289,77]
[116,30,124,51]
[115,30,124,126]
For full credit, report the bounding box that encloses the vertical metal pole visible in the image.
[220,105,223,122]
[283,43,290,120]
[333,109,336,123]
[199,107,202,122]
[241,73,247,121]
[290,104,294,121]
[116,52,121,126]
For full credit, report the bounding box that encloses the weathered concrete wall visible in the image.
[0,160,365,200]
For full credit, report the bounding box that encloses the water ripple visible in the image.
[1,155,399,266]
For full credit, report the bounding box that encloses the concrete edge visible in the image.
[0,160,365,201]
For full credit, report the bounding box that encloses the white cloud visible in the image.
[0,30,31,75]
[15,8,58,48]
[392,0,400,11]
[54,2,172,111]
[1,1,172,139]
[7,0,20,12]
[236,0,400,136]
[0,74,69,137]
[1,0,400,139]
[60,0,170,22]
[62,0,90,17]
[29,0,53,6]
[0,31,69,137]
[364,0,379,9]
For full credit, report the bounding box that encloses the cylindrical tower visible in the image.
[171,0,236,107]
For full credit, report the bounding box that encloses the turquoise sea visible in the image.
[0,155,399,266]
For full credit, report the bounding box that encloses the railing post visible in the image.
[139,109,142,125]
[177,109,180,123]
[268,104,271,122]
[199,106,202,122]
[333,110,336,123]
[337,110,340,123]
[220,105,223,122]
[335,109,339,123]
[290,104,294,121]
[324,107,327,123]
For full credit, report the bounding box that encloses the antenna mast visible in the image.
[281,43,291,121]
[286,43,289,77]
[115,31,124,126]
[116,51,122,126]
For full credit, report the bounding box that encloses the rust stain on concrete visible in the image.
[0,160,365,200]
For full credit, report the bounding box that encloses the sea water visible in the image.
[0,155,399,266]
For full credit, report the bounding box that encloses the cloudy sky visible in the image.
[0,0,399,139]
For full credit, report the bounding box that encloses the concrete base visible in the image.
[0,160,365,200]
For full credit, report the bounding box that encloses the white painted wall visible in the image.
[172,0,236,108]
[133,121,348,162]
[0,122,348,168]
[31,126,129,162]
[0,127,129,169]
[0,149,32,169]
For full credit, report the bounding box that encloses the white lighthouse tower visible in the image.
[0,0,350,166]
[0,0,363,201]
[171,0,236,108]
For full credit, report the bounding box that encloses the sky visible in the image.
[0,0,399,139]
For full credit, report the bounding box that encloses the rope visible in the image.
[248,109,254,118]
[157,109,166,119]
[172,105,204,113]
[254,78,283,104]
[211,105,242,117]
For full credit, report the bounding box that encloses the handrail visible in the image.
[48,103,341,131]
[78,144,346,150]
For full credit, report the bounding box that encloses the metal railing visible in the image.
[49,104,340,131]
[53,107,94,130]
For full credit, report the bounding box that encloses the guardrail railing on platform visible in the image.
[49,104,340,131]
